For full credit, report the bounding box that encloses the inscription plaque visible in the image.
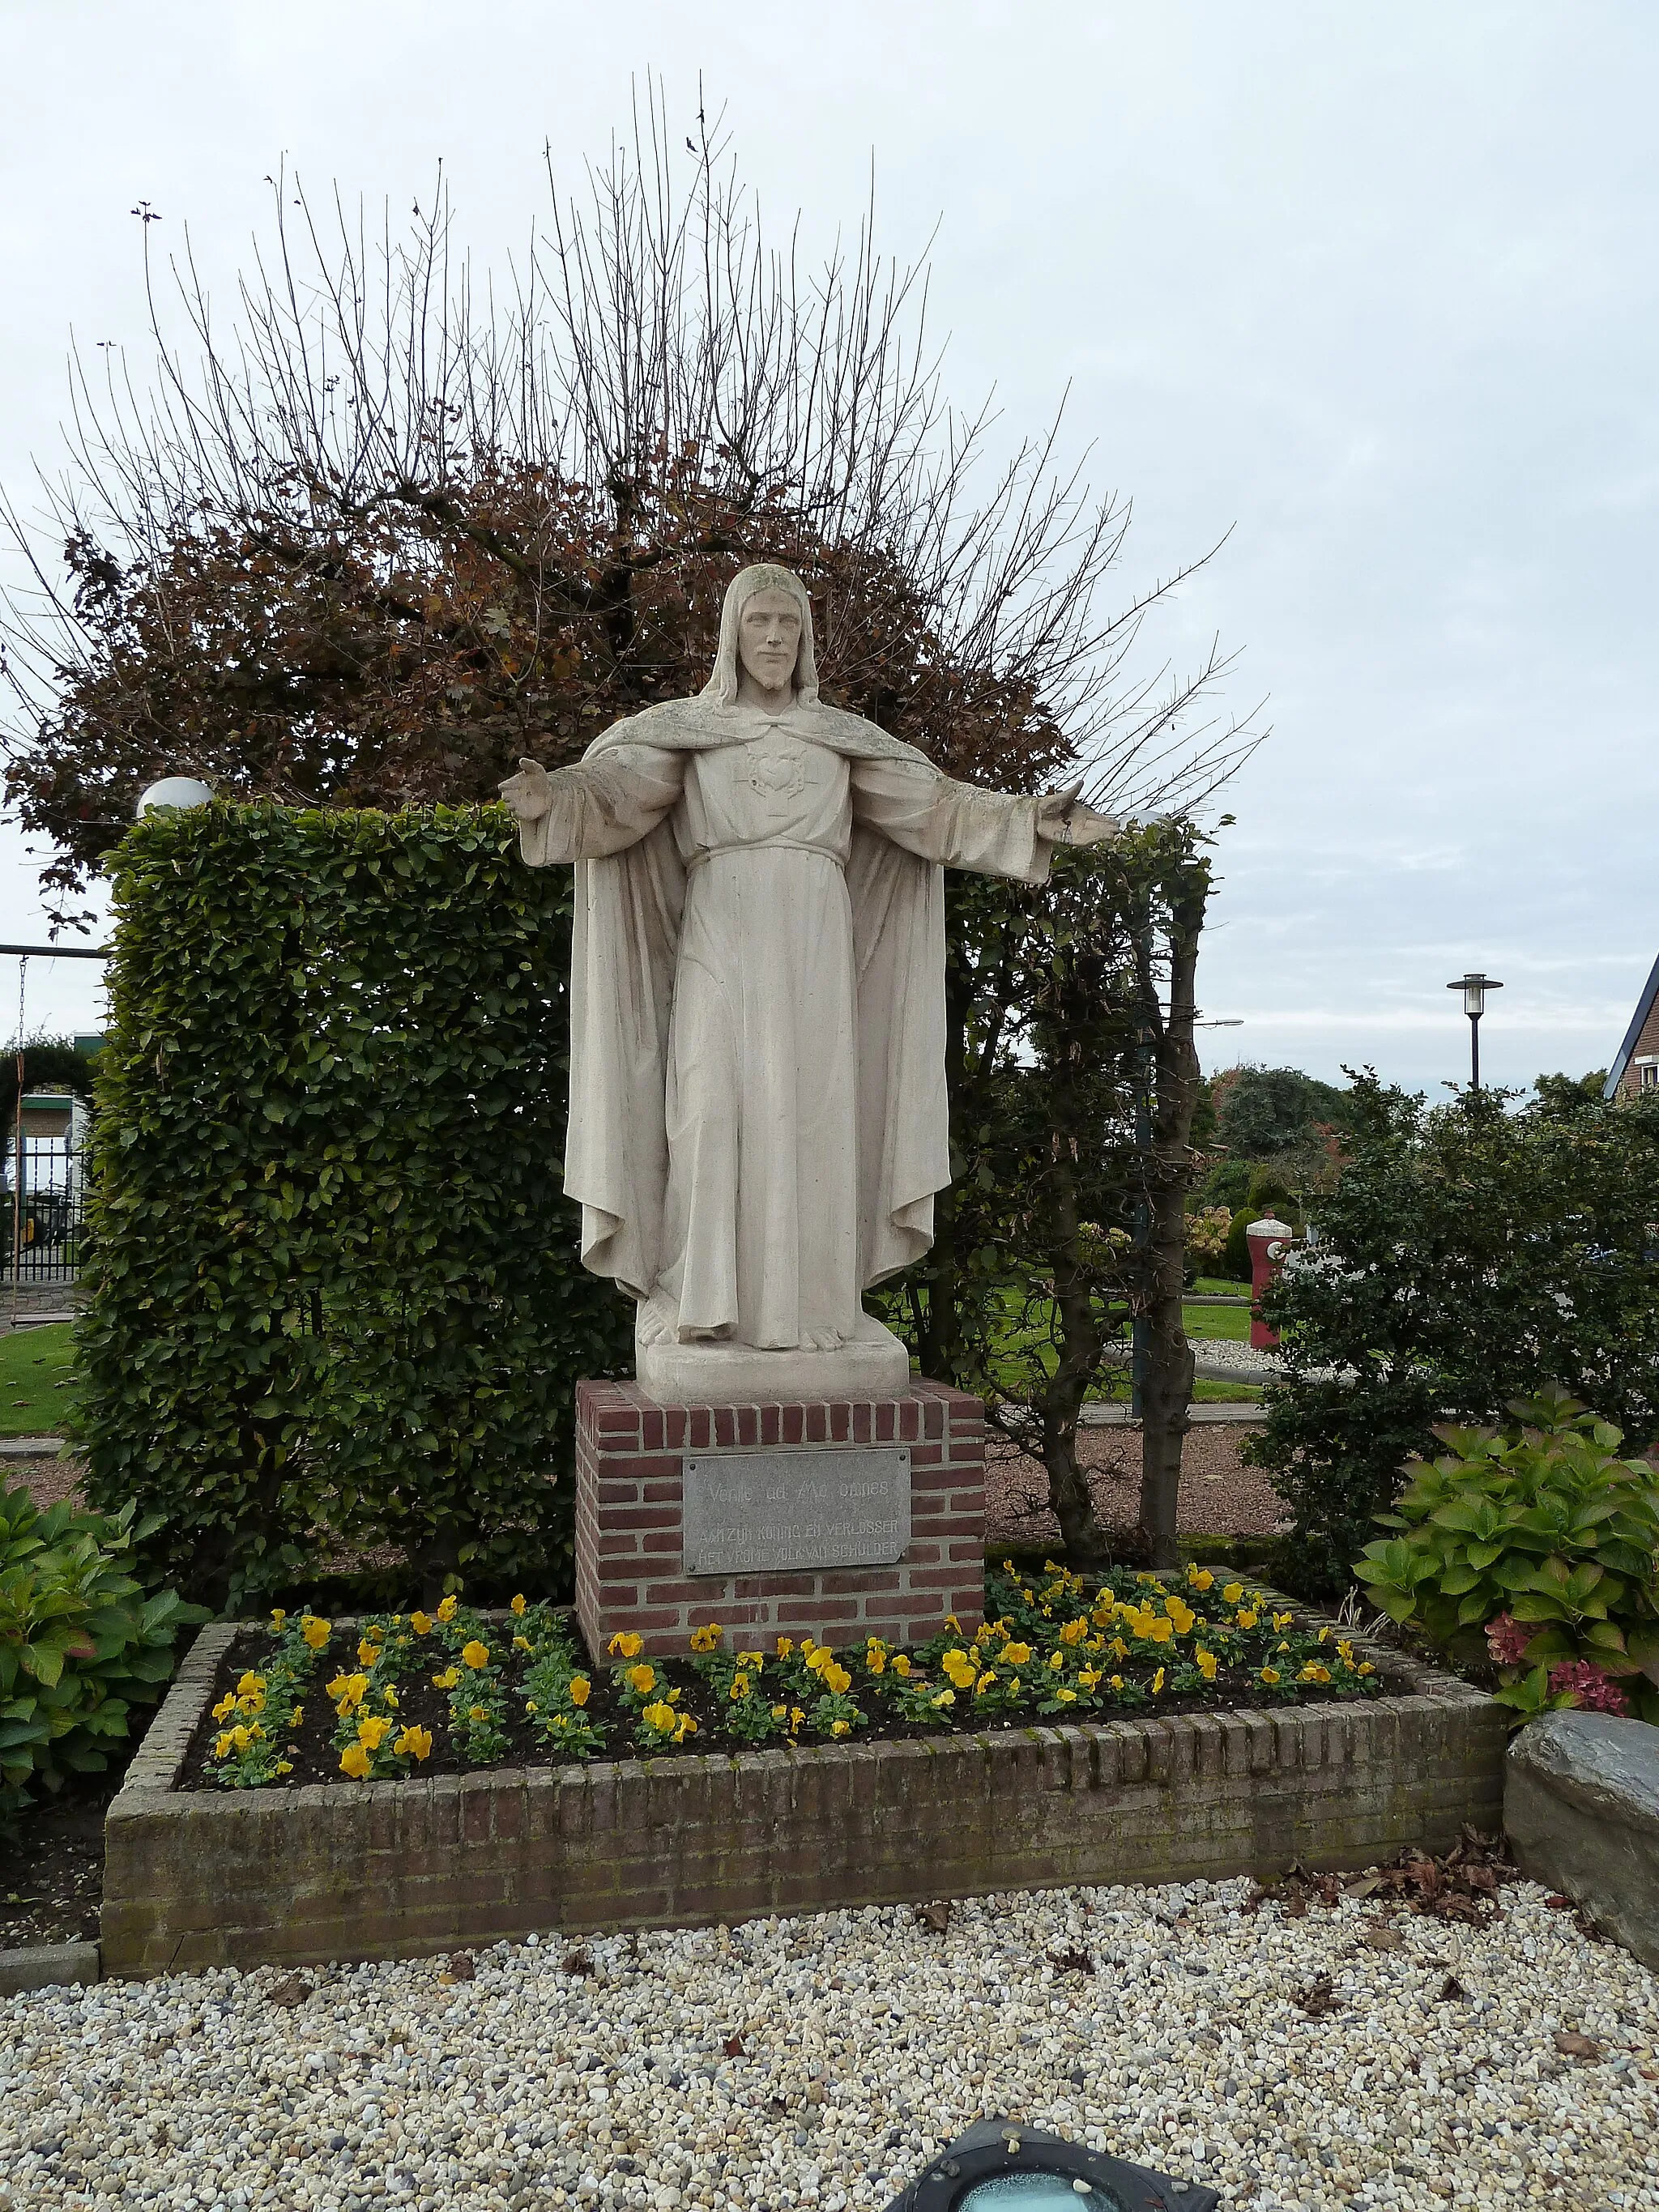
[682,1447,911,1577]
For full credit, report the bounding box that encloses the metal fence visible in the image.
[3,1132,88,1315]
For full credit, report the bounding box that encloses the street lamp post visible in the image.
[1447,972,1503,1090]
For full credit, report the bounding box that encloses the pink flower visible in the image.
[1484,1613,1533,1667]
[1546,1660,1631,1716]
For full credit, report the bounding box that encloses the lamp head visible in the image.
[1448,971,1503,1019]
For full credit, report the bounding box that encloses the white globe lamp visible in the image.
[135,776,215,817]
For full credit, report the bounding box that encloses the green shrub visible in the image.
[1248,1076,1659,1600]
[0,1482,207,1828]
[1353,1387,1659,1724]
[1222,1205,1257,1283]
[75,802,634,1612]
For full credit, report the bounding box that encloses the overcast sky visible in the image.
[2,2,1655,1093]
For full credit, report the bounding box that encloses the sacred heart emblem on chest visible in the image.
[746,739,809,806]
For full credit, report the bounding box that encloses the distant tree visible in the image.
[0,1035,99,1126]
[1532,1070,1609,1116]
[1215,1064,1350,1161]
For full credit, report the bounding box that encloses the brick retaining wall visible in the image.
[574,1379,986,1657]
[102,1617,1507,1979]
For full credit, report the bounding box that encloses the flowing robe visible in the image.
[519,700,1060,1354]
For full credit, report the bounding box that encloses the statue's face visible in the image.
[736,590,802,693]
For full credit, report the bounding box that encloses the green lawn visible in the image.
[1183,1300,1251,1342]
[0,1323,76,1436]
[1191,1276,1252,1298]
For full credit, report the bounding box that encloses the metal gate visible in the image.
[3,1132,87,1317]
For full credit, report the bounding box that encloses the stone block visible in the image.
[1506,1711,1659,1970]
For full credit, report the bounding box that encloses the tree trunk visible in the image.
[1138,871,1208,1566]
[1043,1128,1114,1566]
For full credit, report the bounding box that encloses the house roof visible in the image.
[1604,950,1659,1099]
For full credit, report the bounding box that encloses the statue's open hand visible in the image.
[499,757,553,825]
[1037,781,1120,848]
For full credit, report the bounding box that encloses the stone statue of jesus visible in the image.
[501,562,1120,1401]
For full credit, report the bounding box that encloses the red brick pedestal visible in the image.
[574,1379,985,1658]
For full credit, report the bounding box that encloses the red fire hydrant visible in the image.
[1246,1215,1295,1350]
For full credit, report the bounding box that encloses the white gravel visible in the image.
[2,1877,1656,2212]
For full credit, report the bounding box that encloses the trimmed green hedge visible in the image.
[75,803,633,1611]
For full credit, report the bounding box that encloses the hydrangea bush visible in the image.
[0,1481,207,1831]
[1353,1386,1659,1725]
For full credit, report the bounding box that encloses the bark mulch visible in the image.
[984,1423,1288,1554]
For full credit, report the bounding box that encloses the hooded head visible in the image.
[702,564,821,707]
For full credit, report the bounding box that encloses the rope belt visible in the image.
[684,837,846,874]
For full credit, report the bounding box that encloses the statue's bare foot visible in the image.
[635,1295,676,1347]
[802,1326,845,1352]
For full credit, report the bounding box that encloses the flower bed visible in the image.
[103,1564,1503,1977]
[180,1562,1386,1792]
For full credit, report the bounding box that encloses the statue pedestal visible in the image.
[574,1379,986,1660]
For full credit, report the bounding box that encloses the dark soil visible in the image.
[178,1617,1395,1794]
[0,1775,113,1948]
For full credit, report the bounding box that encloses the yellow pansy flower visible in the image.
[891,1653,912,1677]
[432,1666,461,1690]
[212,1693,236,1722]
[689,1622,723,1652]
[301,1616,331,1650]
[1003,1642,1032,1666]
[1236,1609,1259,1630]
[608,1630,643,1659]
[775,1636,795,1658]
[358,1638,382,1668]
[730,1673,751,1700]
[394,1725,433,1760]
[625,1662,658,1696]
[1259,1666,1282,1686]
[459,1639,489,1670]
[1187,1567,1214,1592]
[436,1594,459,1623]
[830,1719,851,1737]
[822,1663,851,1695]
[931,1690,956,1710]
[339,1742,373,1778]
[1221,1583,1243,1605]
[1196,1648,1218,1681]
[1151,1669,1165,1694]
[357,1715,392,1750]
[410,1610,433,1636]
[569,1677,591,1707]
[510,1593,527,1616]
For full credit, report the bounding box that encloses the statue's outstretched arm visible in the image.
[851,756,1124,884]
[500,744,685,867]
